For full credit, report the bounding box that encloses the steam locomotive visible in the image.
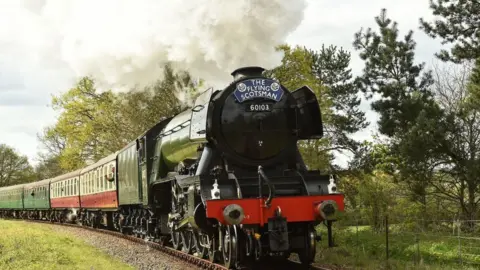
[0,66,345,269]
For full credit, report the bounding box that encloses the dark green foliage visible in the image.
[467,58,480,106]
[420,0,480,62]
[354,9,480,221]
[34,153,65,180]
[311,45,368,156]
[353,8,437,137]
[0,144,35,187]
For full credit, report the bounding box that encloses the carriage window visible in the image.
[103,166,108,190]
[106,166,110,190]
[100,167,104,191]
[96,169,99,192]
[92,172,95,193]
[98,168,101,191]
[90,172,93,194]
[99,167,103,191]
[109,164,115,190]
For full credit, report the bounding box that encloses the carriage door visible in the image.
[137,137,148,203]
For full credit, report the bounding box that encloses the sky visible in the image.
[0,0,445,166]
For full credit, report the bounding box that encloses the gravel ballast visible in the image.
[47,224,201,270]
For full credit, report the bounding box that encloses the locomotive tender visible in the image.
[0,66,345,269]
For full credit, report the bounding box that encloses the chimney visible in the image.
[231,66,265,81]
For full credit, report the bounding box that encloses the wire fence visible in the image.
[320,214,480,269]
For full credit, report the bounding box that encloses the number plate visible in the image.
[246,103,272,112]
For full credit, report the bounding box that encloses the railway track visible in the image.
[2,217,333,270]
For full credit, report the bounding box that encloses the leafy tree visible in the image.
[37,126,65,158]
[426,62,480,222]
[33,153,65,180]
[0,144,35,186]
[42,76,118,170]
[349,139,398,175]
[420,0,480,62]
[356,171,397,231]
[38,65,196,171]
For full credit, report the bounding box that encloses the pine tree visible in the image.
[311,45,368,157]
[353,8,436,137]
[420,0,480,62]
[353,8,444,208]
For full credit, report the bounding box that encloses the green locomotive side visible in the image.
[117,142,140,205]
[117,118,172,207]
[0,184,25,209]
[23,179,50,210]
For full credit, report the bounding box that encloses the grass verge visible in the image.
[0,219,133,270]
[314,224,480,270]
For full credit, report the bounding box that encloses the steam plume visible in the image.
[9,0,307,93]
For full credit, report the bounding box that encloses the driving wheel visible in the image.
[222,225,239,269]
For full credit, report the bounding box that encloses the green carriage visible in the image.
[23,179,51,210]
[0,184,25,210]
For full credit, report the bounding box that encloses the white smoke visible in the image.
[2,0,307,94]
